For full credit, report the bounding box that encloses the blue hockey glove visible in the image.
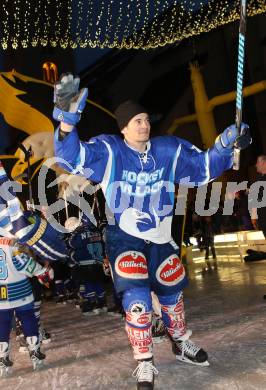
[215,123,251,154]
[53,73,88,126]
[18,216,67,262]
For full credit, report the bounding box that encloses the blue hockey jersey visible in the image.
[67,224,104,265]
[55,129,232,243]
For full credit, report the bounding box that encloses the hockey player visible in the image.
[0,239,53,376]
[53,74,251,389]
[65,216,107,315]
[16,261,53,353]
[0,158,66,375]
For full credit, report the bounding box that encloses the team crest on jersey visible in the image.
[115,251,148,279]
[156,254,185,286]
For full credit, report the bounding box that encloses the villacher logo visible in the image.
[156,255,185,286]
[115,251,148,279]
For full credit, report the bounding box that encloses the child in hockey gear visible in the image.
[54,77,251,388]
[52,260,72,304]
[17,252,53,346]
[0,238,51,375]
[65,216,107,315]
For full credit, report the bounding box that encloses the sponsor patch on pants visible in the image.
[115,251,148,279]
[156,254,185,286]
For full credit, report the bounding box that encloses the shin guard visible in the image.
[122,287,153,360]
[158,292,187,339]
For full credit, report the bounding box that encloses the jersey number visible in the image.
[86,243,103,261]
[0,249,8,280]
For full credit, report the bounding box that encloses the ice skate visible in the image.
[26,336,46,370]
[93,298,108,314]
[0,342,13,377]
[80,300,97,316]
[132,358,158,390]
[171,331,209,366]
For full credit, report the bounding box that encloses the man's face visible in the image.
[255,157,266,174]
[122,113,150,144]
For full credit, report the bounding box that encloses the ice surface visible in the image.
[1,257,266,389]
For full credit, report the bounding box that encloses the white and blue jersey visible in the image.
[55,129,232,244]
[0,238,46,309]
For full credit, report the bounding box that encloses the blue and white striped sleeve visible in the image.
[12,249,45,277]
[0,162,34,239]
[173,137,232,186]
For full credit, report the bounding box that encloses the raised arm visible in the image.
[174,123,251,185]
[53,73,110,182]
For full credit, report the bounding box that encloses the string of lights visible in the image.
[0,0,265,50]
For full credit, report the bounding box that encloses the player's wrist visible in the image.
[60,122,74,132]
[57,123,74,140]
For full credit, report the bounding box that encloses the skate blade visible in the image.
[175,355,210,367]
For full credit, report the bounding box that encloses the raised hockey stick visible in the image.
[233,0,247,170]
[18,143,34,210]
